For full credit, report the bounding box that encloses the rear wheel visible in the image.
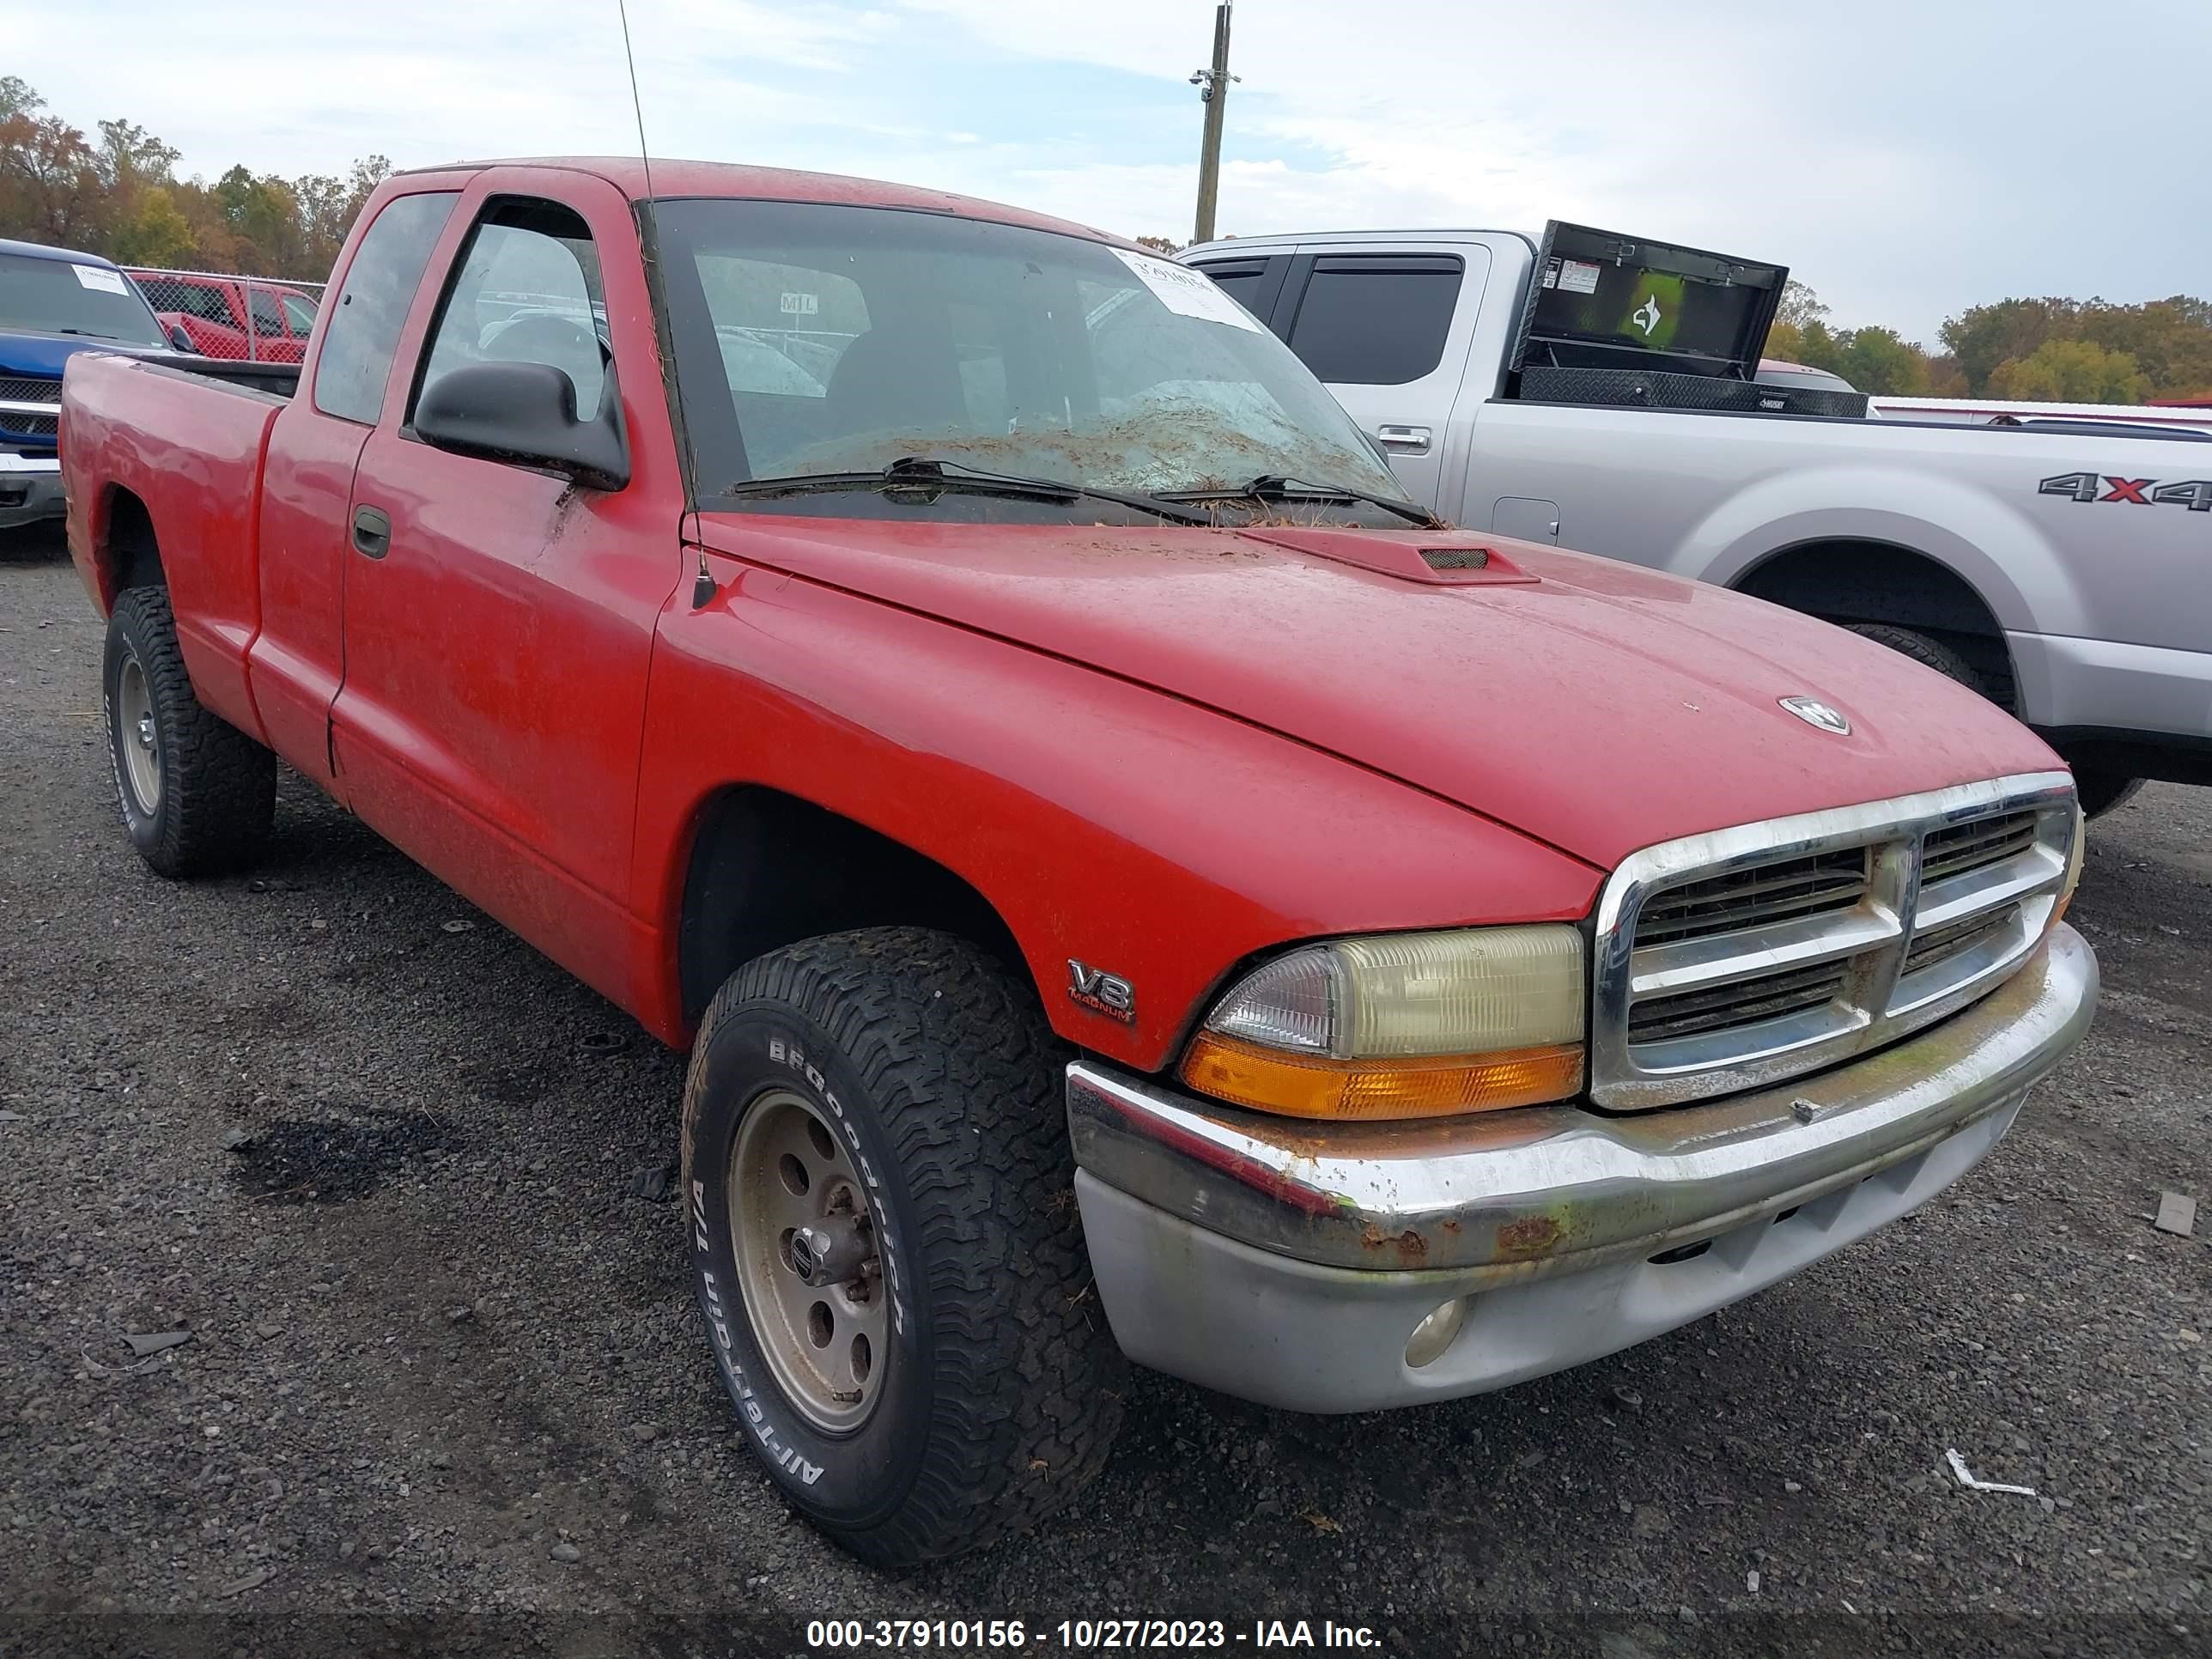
[1843,622,1986,697]
[1843,622,2146,818]
[679,927,1124,1565]
[102,586,275,878]
[2072,769,2145,819]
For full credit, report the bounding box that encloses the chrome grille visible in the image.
[1628,959,1848,1044]
[1921,810,2038,884]
[0,412,58,437]
[1591,774,2078,1110]
[0,376,60,404]
[1634,847,1869,945]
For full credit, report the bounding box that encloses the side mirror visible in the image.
[413,360,630,492]
[167,324,197,353]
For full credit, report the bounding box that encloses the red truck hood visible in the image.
[694,516,2062,871]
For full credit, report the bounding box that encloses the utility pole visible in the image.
[1190,2,1237,246]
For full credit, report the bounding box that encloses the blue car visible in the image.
[0,238,185,531]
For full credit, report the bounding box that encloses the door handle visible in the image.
[1376,424,1431,453]
[351,505,391,559]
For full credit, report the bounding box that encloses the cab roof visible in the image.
[395,157,1135,252]
[0,237,117,266]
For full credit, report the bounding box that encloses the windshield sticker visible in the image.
[1114,250,1264,333]
[72,264,129,295]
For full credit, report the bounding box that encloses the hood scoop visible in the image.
[1235,526,1537,586]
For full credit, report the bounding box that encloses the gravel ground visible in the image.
[3,528,2206,1658]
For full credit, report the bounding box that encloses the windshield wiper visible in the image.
[1164,473,1444,529]
[50,328,127,340]
[720,456,1212,527]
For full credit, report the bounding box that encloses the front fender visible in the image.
[629,564,1601,1072]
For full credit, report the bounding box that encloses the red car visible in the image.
[127,268,319,362]
[60,159,2096,1564]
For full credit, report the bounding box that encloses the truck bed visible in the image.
[61,353,289,742]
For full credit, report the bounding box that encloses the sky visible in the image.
[14,0,2210,344]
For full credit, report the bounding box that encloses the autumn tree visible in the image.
[1987,339,2149,404]
[0,77,388,280]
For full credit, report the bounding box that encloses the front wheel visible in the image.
[679,927,1124,1565]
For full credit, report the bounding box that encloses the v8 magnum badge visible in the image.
[1066,959,1136,1024]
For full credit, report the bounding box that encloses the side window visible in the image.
[280,293,318,337]
[1285,257,1463,386]
[314,191,459,424]
[1193,257,1288,331]
[416,198,607,422]
[179,283,237,325]
[247,287,284,335]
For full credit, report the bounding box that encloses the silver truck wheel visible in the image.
[101,586,276,878]
[115,654,161,816]
[729,1087,889,1431]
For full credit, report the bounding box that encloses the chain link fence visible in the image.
[126,268,330,363]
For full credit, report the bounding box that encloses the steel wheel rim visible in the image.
[728,1087,888,1432]
[117,655,161,816]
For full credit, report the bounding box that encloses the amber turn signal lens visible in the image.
[1179,1032,1584,1121]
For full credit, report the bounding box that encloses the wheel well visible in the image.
[1734,539,2015,711]
[677,787,1032,1024]
[102,487,165,595]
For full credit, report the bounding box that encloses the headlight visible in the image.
[1180,925,1586,1120]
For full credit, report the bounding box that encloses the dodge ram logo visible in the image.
[2039,471,2212,510]
[1779,696,1851,736]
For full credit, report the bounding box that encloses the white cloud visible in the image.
[19,0,2211,340]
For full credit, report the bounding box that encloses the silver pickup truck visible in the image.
[1182,224,2212,816]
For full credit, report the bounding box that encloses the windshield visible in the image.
[654,198,1412,515]
[0,252,168,346]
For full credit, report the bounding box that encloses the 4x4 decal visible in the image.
[2039,471,2212,511]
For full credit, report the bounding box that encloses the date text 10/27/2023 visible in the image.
[803,1620,1386,1651]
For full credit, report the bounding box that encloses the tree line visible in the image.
[0,77,388,281]
[1768,281,2212,403]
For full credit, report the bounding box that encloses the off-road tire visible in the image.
[680,927,1124,1565]
[2073,769,2145,819]
[1843,622,2144,819]
[102,586,276,878]
[1843,622,1987,697]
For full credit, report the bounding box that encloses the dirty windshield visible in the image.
[655,198,1412,519]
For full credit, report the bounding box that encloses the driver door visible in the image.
[331,173,684,999]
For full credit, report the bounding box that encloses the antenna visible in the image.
[615,0,657,204]
[616,0,717,609]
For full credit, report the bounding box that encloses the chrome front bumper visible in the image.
[0,453,63,530]
[1067,924,2096,1413]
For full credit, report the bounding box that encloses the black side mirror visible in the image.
[167,324,197,353]
[413,360,630,492]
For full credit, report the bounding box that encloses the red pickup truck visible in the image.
[61,158,2098,1565]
